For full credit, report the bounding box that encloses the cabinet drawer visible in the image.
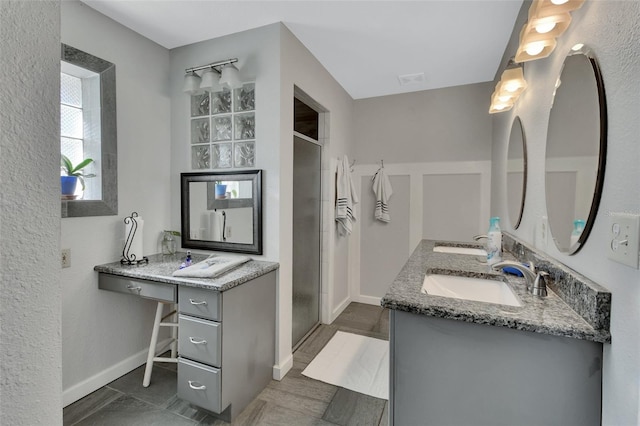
[98,274,176,303]
[179,286,220,321]
[178,358,223,414]
[179,314,221,367]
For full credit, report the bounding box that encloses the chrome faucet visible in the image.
[491,260,549,297]
[473,234,488,241]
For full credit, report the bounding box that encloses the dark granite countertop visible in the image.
[381,240,611,343]
[94,252,279,292]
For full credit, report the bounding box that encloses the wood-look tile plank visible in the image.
[322,388,386,426]
[378,401,389,426]
[165,395,226,425]
[63,386,123,426]
[268,369,338,403]
[332,303,384,332]
[372,309,390,338]
[106,365,177,407]
[256,386,330,419]
[73,394,197,426]
[225,398,268,426]
[294,325,338,364]
[251,400,338,426]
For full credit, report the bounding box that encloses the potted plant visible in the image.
[214,181,227,199]
[61,154,96,198]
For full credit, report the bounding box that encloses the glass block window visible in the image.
[60,65,101,200]
[61,73,84,169]
[190,82,256,169]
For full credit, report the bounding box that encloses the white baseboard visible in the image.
[62,338,171,407]
[272,353,293,381]
[353,295,382,306]
[330,295,351,323]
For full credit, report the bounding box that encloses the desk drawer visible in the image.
[179,314,221,367]
[179,286,220,321]
[98,274,176,303]
[178,358,223,414]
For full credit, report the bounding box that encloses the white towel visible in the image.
[172,255,250,278]
[372,167,393,223]
[335,156,359,236]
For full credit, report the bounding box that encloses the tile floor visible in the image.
[63,302,389,426]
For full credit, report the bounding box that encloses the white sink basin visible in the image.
[433,246,487,256]
[421,274,521,307]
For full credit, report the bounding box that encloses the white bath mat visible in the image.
[302,331,389,400]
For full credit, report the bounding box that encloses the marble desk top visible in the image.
[94,252,279,292]
[381,240,611,343]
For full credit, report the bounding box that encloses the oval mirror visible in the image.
[507,116,527,229]
[545,46,607,254]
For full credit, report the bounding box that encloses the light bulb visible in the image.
[498,94,513,102]
[571,43,584,51]
[504,81,521,93]
[551,0,568,4]
[525,42,545,56]
[494,104,507,111]
[535,22,556,33]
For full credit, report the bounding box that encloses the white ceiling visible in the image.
[82,0,523,99]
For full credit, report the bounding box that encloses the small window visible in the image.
[294,97,319,140]
[60,64,101,201]
[61,44,117,218]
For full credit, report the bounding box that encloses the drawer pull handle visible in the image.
[189,337,207,345]
[126,285,142,292]
[188,381,206,391]
[189,299,207,306]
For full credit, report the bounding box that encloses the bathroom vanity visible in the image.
[95,253,278,422]
[382,237,611,426]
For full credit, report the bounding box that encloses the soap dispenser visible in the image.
[487,217,502,266]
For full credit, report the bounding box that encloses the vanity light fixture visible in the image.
[218,63,243,90]
[182,58,239,94]
[514,0,584,63]
[489,65,527,114]
[183,71,202,94]
[537,0,585,15]
[199,68,221,92]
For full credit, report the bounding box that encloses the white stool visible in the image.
[143,301,178,387]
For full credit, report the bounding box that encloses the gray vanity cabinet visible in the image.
[390,310,602,426]
[177,271,276,422]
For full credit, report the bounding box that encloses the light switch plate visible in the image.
[608,213,640,269]
[62,248,71,268]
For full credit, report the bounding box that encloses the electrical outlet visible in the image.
[608,213,640,268]
[61,249,71,268]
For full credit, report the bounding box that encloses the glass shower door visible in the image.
[292,136,321,348]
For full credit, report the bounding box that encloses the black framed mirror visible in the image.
[545,45,607,254]
[181,170,262,254]
[507,116,527,230]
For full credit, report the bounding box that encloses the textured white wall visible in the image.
[491,2,640,424]
[0,1,62,424]
[60,1,172,404]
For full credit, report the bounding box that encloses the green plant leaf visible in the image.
[70,158,94,174]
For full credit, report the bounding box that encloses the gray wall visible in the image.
[0,1,62,423]
[491,1,640,424]
[359,175,411,298]
[354,82,494,163]
[61,1,172,404]
[353,83,493,300]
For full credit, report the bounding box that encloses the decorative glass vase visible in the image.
[161,231,177,255]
